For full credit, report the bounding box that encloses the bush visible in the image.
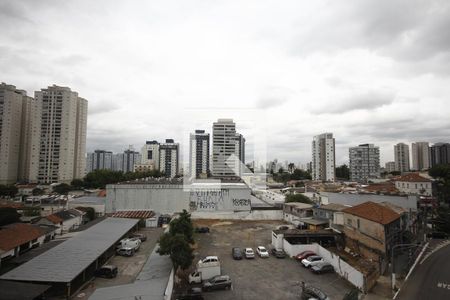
[285,193,314,204]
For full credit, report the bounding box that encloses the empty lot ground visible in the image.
[192,220,353,300]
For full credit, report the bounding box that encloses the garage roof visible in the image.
[0,218,138,283]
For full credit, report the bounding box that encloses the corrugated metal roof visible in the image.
[90,244,172,300]
[0,218,138,283]
[111,210,155,219]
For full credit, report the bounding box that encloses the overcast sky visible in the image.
[1,0,450,166]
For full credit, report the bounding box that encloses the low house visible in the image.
[313,203,347,228]
[282,203,313,226]
[394,173,433,196]
[342,201,402,273]
[37,209,84,234]
[0,223,47,265]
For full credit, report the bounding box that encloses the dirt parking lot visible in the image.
[191,220,353,300]
[74,227,164,299]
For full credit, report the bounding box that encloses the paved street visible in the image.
[397,241,450,300]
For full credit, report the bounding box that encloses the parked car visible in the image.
[94,265,118,278]
[232,247,243,260]
[116,247,135,257]
[311,262,334,274]
[195,227,210,233]
[244,248,255,259]
[176,287,204,300]
[301,255,324,268]
[198,256,219,265]
[301,285,329,300]
[295,250,316,261]
[256,246,269,258]
[202,275,232,291]
[131,232,147,242]
[271,248,286,258]
[117,238,141,251]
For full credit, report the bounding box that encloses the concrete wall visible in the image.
[343,213,386,253]
[192,209,282,220]
[278,239,366,291]
[106,183,252,214]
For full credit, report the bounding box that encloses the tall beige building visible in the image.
[36,85,88,184]
[0,83,40,184]
[411,142,430,171]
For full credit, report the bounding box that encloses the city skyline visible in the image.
[2,1,450,165]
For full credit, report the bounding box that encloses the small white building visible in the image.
[282,202,313,226]
[394,173,433,196]
[37,209,84,234]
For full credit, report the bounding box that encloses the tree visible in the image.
[53,183,71,195]
[0,207,21,226]
[76,206,96,221]
[431,206,450,234]
[285,193,314,204]
[429,164,450,205]
[169,210,194,244]
[0,185,18,198]
[288,163,295,174]
[291,169,312,180]
[335,164,350,180]
[32,187,45,196]
[158,209,195,271]
[71,179,84,190]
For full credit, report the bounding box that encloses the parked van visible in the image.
[94,265,118,278]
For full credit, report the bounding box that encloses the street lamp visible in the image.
[391,243,421,291]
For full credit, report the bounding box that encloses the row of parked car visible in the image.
[295,250,334,274]
[232,246,286,259]
[94,232,147,279]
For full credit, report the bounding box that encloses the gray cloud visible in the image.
[311,90,395,114]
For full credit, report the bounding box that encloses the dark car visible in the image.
[176,287,204,300]
[195,227,210,233]
[94,265,118,278]
[301,285,329,300]
[232,247,243,260]
[295,250,316,261]
[311,262,334,274]
[271,248,286,258]
[202,275,232,291]
[131,232,147,242]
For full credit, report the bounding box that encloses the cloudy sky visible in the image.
[1,0,450,166]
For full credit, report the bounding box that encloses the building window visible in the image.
[347,218,352,227]
[357,219,360,229]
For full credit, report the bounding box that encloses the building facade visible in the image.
[189,130,210,178]
[35,85,87,184]
[140,140,159,170]
[349,144,380,182]
[212,119,244,177]
[430,143,450,167]
[394,173,433,196]
[113,149,141,173]
[394,143,410,173]
[0,83,40,184]
[86,150,113,173]
[385,161,396,174]
[411,142,430,171]
[312,133,335,181]
[159,139,179,178]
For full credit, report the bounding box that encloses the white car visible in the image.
[301,255,324,268]
[256,246,269,258]
[245,248,255,259]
